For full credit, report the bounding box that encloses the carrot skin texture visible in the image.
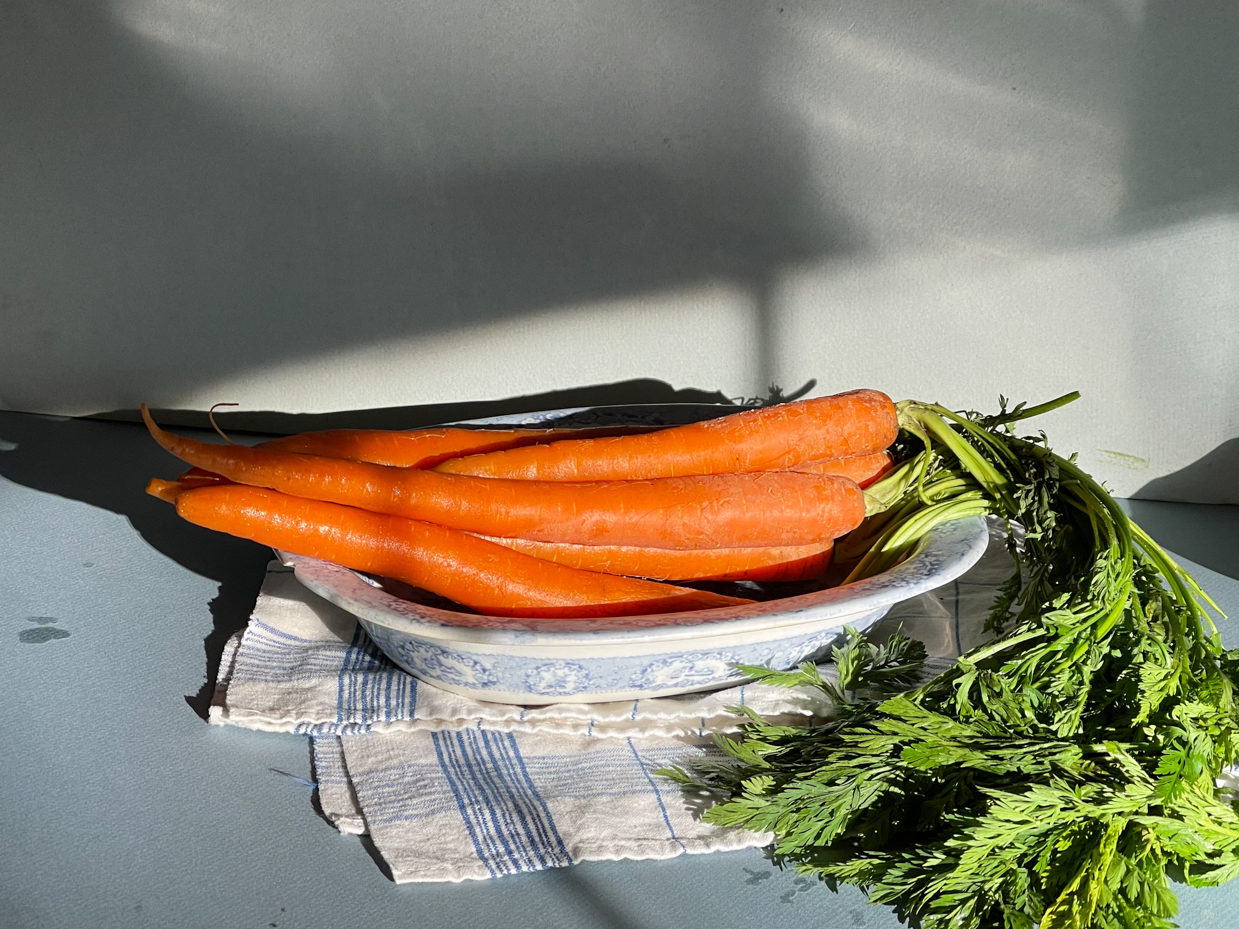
[159,483,753,617]
[183,451,890,491]
[142,406,866,548]
[433,389,898,480]
[738,546,832,582]
[793,451,893,489]
[257,425,648,469]
[477,536,833,582]
[149,478,831,581]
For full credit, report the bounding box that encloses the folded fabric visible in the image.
[211,520,1013,882]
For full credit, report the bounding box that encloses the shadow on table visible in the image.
[0,408,271,719]
[545,867,650,929]
[0,378,737,720]
[1133,438,1239,507]
[1122,500,1239,585]
[1128,437,1239,583]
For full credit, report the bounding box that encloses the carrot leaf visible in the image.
[666,395,1239,929]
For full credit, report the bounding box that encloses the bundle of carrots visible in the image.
[143,389,899,619]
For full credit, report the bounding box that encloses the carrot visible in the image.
[177,467,219,483]
[153,473,833,581]
[147,478,188,503]
[257,424,653,468]
[477,536,833,582]
[172,423,659,480]
[794,451,893,488]
[150,481,754,618]
[433,389,898,480]
[142,405,866,548]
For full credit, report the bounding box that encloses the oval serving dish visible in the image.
[280,404,990,704]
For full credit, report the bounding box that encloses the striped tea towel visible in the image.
[211,520,1013,882]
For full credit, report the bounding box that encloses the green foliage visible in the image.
[733,625,928,710]
[666,395,1239,929]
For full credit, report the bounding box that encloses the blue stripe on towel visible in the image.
[452,731,527,872]
[470,731,552,870]
[332,627,418,728]
[233,621,421,736]
[431,731,574,875]
[431,732,499,877]
[499,732,573,867]
[337,626,362,724]
[627,738,687,851]
[441,731,525,874]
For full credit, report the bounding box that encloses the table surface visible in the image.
[3,410,1238,929]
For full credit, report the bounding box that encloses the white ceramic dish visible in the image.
[280,404,990,704]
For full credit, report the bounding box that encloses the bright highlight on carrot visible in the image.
[143,388,899,619]
[476,537,834,582]
[433,389,898,480]
[141,405,866,548]
[257,424,649,468]
[152,481,754,618]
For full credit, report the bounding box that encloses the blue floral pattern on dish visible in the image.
[360,620,892,699]
[374,632,498,688]
[281,404,992,703]
[629,652,741,689]
[524,661,591,696]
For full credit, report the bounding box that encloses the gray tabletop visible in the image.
[3,410,1237,929]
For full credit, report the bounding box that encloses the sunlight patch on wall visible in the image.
[764,3,1132,252]
[174,282,762,412]
[771,212,1239,498]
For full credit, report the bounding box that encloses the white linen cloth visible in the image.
[210,522,1012,882]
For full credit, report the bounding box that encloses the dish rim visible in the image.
[280,514,988,647]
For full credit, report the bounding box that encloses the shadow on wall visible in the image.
[1124,499,1239,584]
[1121,1,1239,507]
[0,1,850,414]
[1123,1,1239,218]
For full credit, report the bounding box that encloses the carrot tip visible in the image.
[146,478,183,504]
[140,403,160,437]
[208,402,240,445]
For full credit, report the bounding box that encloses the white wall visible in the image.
[3,1,1237,499]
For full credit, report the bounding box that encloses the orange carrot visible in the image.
[150,481,754,618]
[147,478,187,503]
[164,469,232,491]
[433,389,898,480]
[794,451,893,488]
[182,451,891,490]
[143,405,865,548]
[477,536,833,582]
[154,473,833,581]
[257,424,652,468]
[173,424,655,480]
